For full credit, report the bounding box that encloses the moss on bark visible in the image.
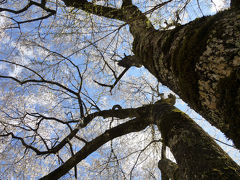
[134,9,240,149]
[217,68,240,148]
[154,103,240,179]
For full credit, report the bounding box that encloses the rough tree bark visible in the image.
[41,98,240,179]
[130,8,240,150]
[1,0,240,179]
[61,0,240,149]
[153,100,240,179]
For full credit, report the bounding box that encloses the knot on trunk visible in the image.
[118,54,142,68]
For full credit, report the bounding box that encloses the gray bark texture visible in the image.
[1,0,240,179]
[40,1,240,179]
[63,0,240,149]
[62,0,240,150]
[41,100,240,179]
[130,9,240,149]
[153,101,240,179]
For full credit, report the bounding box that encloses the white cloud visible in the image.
[211,0,227,12]
[8,65,23,77]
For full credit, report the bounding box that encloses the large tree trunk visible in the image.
[152,101,240,179]
[41,99,240,179]
[129,9,240,149]
[61,0,240,149]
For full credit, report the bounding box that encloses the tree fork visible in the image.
[41,101,240,179]
[130,9,240,149]
[61,0,240,150]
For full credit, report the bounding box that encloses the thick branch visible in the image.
[153,102,240,179]
[6,107,147,156]
[160,144,169,180]
[40,117,149,179]
[130,8,240,149]
[61,0,164,38]
[1,132,43,155]
[62,0,124,21]
[0,0,56,24]
[80,105,150,127]
[158,158,180,180]
[0,1,37,14]
[39,100,240,179]
[118,55,142,68]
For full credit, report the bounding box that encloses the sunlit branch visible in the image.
[61,0,172,29]
[40,117,150,179]
[142,0,173,15]
[0,0,56,24]
[62,0,125,21]
[18,12,55,24]
[27,42,84,91]
[68,142,77,179]
[1,106,145,157]
[94,67,129,92]
[0,60,44,80]
[129,139,162,179]
[1,132,43,155]
[0,75,78,95]
[29,113,79,125]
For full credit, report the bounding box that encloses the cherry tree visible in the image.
[0,0,240,179]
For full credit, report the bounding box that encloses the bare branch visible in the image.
[0,1,36,14]
[18,12,55,24]
[40,117,150,180]
[0,75,78,95]
[1,106,146,156]
[62,0,124,21]
[129,139,162,179]
[93,67,130,92]
[1,132,43,155]
[0,0,56,24]
[0,59,44,80]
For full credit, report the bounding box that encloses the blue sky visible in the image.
[0,0,239,179]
